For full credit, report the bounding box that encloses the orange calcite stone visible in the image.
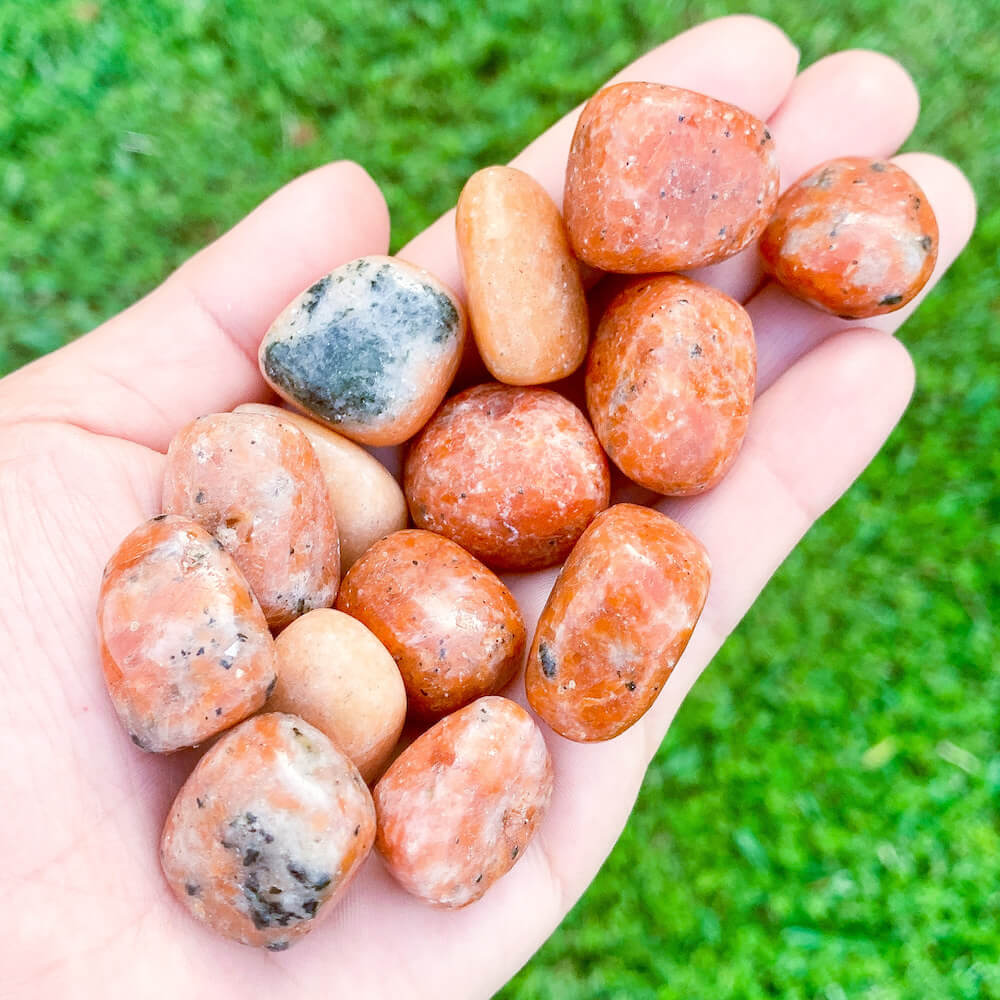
[236,403,407,574]
[163,411,339,630]
[374,696,553,907]
[564,82,779,273]
[456,165,589,385]
[760,156,939,318]
[259,256,466,446]
[270,609,407,782]
[525,504,710,742]
[336,530,525,719]
[404,383,610,570]
[97,515,276,753]
[586,275,756,495]
[160,713,375,950]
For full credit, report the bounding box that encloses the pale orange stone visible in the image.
[270,609,407,782]
[404,383,610,571]
[235,403,407,574]
[336,530,525,719]
[456,165,589,385]
[525,504,711,742]
[374,697,553,907]
[586,275,756,496]
[160,713,375,950]
[163,411,340,630]
[564,82,779,273]
[97,515,276,753]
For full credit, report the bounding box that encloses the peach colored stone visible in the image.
[404,383,610,570]
[160,713,375,950]
[456,165,589,385]
[270,609,406,782]
[162,411,339,630]
[586,275,756,496]
[97,515,276,753]
[259,256,466,446]
[336,530,525,719]
[235,403,407,574]
[525,504,710,742]
[374,696,552,907]
[564,82,779,273]
[760,156,939,318]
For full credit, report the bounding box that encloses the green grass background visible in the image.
[3,1,998,996]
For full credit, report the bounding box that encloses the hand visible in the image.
[0,15,975,999]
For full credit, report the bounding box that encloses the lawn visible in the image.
[3,1,998,996]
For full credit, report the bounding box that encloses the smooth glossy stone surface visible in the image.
[760,156,938,318]
[98,515,276,753]
[270,609,406,782]
[235,403,407,574]
[336,530,525,719]
[374,697,552,907]
[564,82,779,273]
[404,383,610,570]
[456,165,589,385]
[163,411,339,630]
[161,713,375,950]
[586,275,756,495]
[525,504,710,742]
[259,256,466,446]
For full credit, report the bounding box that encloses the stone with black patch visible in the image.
[259,256,465,446]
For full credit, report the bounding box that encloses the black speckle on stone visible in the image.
[659,188,666,199]
[267,940,290,952]
[870,161,887,172]
[354,825,361,837]
[677,114,686,122]
[220,657,233,670]
[303,275,331,315]
[690,343,702,358]
[879,293,904,306]
[723,128,731,138]
[152,514,167,522]
[244,848,260,866]
[265,676,277,699]
[185,883,201,896]
[196,797,205,809]
[302,899,319,917]
[197,647,205,656]
[511,845,519,859]
[762,128,772,143]
[813,167,835,190]
[718,226,726,238]
[194,491,206,504]
[538,642,557,679]
[475,873,483,884]
[919,235,934,252]
[246,812,257,824]
[130,732,149,750]
[215,707,222,716]
[711,192,719,201]
[626,681,637,691]
[295,597,307,616]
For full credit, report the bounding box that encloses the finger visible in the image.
[400,14,800,298]
[0,161,391,450]
[688,49,921,302]
[751,152,977,393]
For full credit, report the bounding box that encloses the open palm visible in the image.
[1,16,975,999]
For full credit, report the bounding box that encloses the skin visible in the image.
[0,16,976,1000]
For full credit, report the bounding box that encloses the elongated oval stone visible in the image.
[586,275,756,496]
[259,256,466,446]
[564,82,779,273]
[404,383,610,571]
[457,165,589,385]
[336,529,525,719]
[760,156,939,318]
[525,504,710,742]
[160,713,375,950]
[235,403,407,574]
[162,411,340,631]
[374,697,553,907]
[97,515,277,753]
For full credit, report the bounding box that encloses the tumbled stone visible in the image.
[456,165,589,385]
[270,609,406,782]
[336,530,525,719]
[525,504,710,742]
[760,156,938,318]
[586,275,756,496]
[404,383,610,570]
[259,256,466,446]
[235,403,407,574]
[160,713,375,949]
[563,82,779,273]
[97,515,276,753]
[374,696,552,907]
[162,411,339,631]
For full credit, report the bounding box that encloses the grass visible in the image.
[3,1,998,996]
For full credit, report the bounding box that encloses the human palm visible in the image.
[1,16,975,999]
